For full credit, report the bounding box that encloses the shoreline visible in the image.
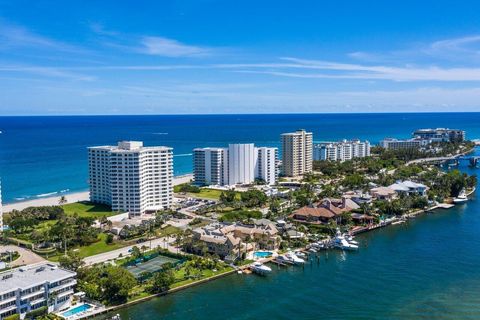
[3,174,194,213]
[87,268,236,319]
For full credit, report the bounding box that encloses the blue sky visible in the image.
[1,0,480,115]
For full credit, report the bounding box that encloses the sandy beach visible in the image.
[3,174,194,213]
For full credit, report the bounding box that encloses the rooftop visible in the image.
[88,141,172,153]
[0,263,76,294]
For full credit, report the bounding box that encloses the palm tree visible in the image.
[58,196,67,205]
[175,233,183,254]
[359,203,370,215]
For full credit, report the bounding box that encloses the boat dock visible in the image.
[434,203,455,209]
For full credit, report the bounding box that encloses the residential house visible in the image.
[290,197,354,224]
[192,222,280,259]
[388,180,429,196]
[370,186,397,201]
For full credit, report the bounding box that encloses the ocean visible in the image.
[1,112,480,203]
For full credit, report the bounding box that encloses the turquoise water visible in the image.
[62,304,91,317]
[253,251,273,258]
[95,150,480,320]
[1,113,480,203]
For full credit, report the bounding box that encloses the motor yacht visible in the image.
[276,255,294,264]
[285,252,306,264]
[294,251,307,258]
[333,237,359,250]
[344,235,359,245]
[453,189,469,203]
[250,262,272,275]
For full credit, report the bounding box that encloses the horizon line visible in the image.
[2,111,480,117]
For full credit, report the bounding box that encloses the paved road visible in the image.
[406,156,457,165]
[83,236,181,266]
[1,245,46,267]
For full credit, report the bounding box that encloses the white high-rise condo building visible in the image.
[193,144,278,186]
[88,141,173,216]
[0,263,76,319]
[193,148,228,186]
[281,129,313,177]
[255,147,278,185]
[228,143,255,185]
[313,139,371,162]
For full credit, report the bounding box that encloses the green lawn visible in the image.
[76,233,125,257]
[185,188,241,200]
[47,233,126,261]
[128,265,234,301]
[170,266,233,288]
[62,202,116,218]
[187,188,222,199]
[156,225,181,237]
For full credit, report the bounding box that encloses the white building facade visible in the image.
[379,138,429,150]
[193,144,278,186]
[281,129,313,177]
[193,148,227,186]
[228,143,256,185]
[0,264,76,319]
[88,141,173,216]
[313,139,371,162]
[255,147,278,185]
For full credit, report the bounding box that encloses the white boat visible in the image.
[276,255,294,264]
[333,236,359,250]
[453,189,469,203]
[294,251,307,258]
[285,252,306,264]
[313,242,326,249]
[335,229,359,246]
[345,235,359,245]
[250,262,272,275]
[308,248,317,253]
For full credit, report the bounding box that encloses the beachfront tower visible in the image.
[255,147,279,185]
[193,144,278,186]
[88,141,173,216]
[281,129,313,177]
[193,147,228,186]
[228,143,256,185]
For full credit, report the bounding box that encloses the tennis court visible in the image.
[126,255,180,278]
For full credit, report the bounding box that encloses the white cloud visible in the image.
[0,65,95,81]
[89,22,119,36]
[237,57,480,82]
[0,23,87,54]
[430,35,480,51]
[139,36,210,57]
[349,34,480,64]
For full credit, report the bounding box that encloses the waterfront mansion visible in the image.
[192,222,280,259]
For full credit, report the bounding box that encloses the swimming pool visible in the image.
[61,304,91,318]
[253,251,273,258]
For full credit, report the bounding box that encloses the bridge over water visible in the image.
[407,155,480,167]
